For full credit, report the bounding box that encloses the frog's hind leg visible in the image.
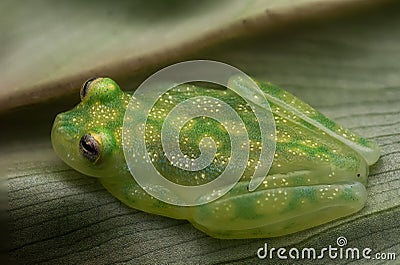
[189,181,367,239]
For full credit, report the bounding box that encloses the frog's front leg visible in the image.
[189,171,367,239]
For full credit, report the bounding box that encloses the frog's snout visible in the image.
[51,114,67,140]
[51,114,62,139]
[52,113,79,137]
[51,114,66,155]
[51,113,77,161]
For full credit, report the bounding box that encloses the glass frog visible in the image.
[51,77,380,239]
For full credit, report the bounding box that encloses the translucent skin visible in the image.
[51,78,380,239]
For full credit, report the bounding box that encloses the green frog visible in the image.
[51,77,380,238]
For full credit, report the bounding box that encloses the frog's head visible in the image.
[51,77,130,178]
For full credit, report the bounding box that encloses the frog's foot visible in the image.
[190,181,366,239]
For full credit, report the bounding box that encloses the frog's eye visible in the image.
[80,77,100,100]
[79,133,101,162]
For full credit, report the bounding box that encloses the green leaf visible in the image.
[4,1,399,264]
